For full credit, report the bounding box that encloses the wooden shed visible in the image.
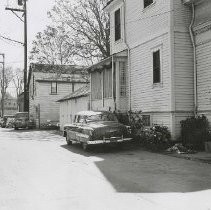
[57,85,90,131]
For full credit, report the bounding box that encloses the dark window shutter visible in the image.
[153,50,161,83]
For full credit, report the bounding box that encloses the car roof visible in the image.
[4,115,15,117]
[76,110,113,116]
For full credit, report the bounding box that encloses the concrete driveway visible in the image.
[0,128,211,210]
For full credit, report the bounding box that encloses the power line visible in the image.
[0,34,24,45]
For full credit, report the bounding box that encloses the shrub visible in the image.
[114,110,144,138]
[180,115,210,151]
[139,125,171,151]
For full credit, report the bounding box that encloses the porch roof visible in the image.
[87,57,112,72]
[57,85,90,102]
[87,55,127,72]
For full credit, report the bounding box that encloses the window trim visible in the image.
[51,81,58,95]
[114,8,121,42]
[151,45,163,87]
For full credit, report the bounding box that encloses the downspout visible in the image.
[123,0,131,111]
[189,3,198,117]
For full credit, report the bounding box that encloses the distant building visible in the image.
[28,63,89,128]
[0,93,18,116]
[58,85,90,131]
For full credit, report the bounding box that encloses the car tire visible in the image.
[82,142,89,151]
[66,136,72,145]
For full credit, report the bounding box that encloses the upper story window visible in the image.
[144,0,153,8]
[114,8,121,41]
[51,82,57,94]
[153,50,161,84]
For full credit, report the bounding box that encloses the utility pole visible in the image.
[5,0,28,112]
[0,53,5,117]
[23,0,28,112]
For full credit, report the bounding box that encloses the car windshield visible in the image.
[15,113,28,118]
[86,113,118,122]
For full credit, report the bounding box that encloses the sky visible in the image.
[0,0,56,96]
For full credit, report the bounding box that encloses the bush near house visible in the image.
[139,125,171,151]
[180,115,210,151]
[115,111,171,151]
[114,110,144,137]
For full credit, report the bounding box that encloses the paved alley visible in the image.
[0,128,211,210]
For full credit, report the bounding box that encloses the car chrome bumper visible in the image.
[87,138,132,145]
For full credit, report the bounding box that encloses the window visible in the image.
[142,115,150,126]
[153,50,161,84]
[119,62,127,97]
[114,8,121,41]
[91,72,102,100]
[144,0,153,8]
[103,69,112,98]
[51,82,57,94]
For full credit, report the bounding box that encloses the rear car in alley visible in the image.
[63,111,132,150]
[14,112,35,130]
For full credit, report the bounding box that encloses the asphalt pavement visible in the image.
[0,128,211,210]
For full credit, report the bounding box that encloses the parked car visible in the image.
[6,117,15,128]
[0,118,3,127]
[1,115,15,128]
[63,111,132,150]
[14,112,35,130]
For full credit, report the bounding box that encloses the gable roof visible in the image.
[28,63,89,86]
[36,76,88,83]
[57,85,90,102]
[29,63,85,74]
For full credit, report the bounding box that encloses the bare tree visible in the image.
[0,66,13,116]
[49,0,110,65]
[12,68,23,98]
[30,25,75,65]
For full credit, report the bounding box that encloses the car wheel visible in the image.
[82,142,89,151]
[66,136,72,145]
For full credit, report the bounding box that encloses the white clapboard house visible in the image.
[28,63,88,128]
[88,0,211,139]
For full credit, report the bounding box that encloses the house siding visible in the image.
[130,33,171,113]
[106,0,211,139]
[29,70,87,128]
[194,1,211,122]
[60,96,89,131]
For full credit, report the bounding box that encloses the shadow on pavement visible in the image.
[61,142,211,194]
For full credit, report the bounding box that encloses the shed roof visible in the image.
[57,85,90,102]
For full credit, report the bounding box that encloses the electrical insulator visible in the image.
[18,0,23,6]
